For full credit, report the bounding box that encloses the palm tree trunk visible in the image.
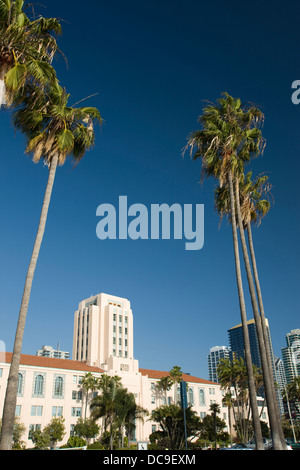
[246,221,287,449]
[235,178,283,450]
[0,153,59,450]
[227,170,264,450]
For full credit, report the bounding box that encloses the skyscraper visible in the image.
[281,329,300,384]
[228,318,275,373]
[208,346,231,383]
[72,293,139,374]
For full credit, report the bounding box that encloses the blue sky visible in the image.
[0,0,299,380]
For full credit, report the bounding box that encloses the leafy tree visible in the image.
[201,410,228,445]
[31,428,50,449]
[74,418,99,445]
[43,416,66,448]
[150,404,201,450]
[66,435,87,448]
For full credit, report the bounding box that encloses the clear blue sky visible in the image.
[0,0,299,380]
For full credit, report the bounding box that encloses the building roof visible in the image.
[1,352,104,374]
[139,368,218,385]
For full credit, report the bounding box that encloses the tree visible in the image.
[73,418,99,446]
[150,404,201,450]
[80,372,99,418]
[42,416,66,449]
[215,171,286,449]
[209,403,221,449]
[156,376,173,405]
[185,92,264,449]
[169,366,182,404]
[0,83,101,450]
[90,375,123,449]
[200,406,228,447]
[0,0,61,108]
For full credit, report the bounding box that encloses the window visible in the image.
[71,407,81,417]
[53,376,64,398]
[199,388,205,406]
[31,406,43,416]
[52,406,63,417]
[188,387,194,406]
[73,375,77,384]
[15,405,21,417]
[151,396,156,404]
[72,390,82,400]
[28,424,41,440]
[33,374,44,397]
[17,373,24,396]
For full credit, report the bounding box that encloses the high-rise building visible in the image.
[208,346,231,383]
[228,318,279,403]
[228,318,275,372]
[36,345,70,360]
[281,329,300,384]
[274,356,286,415]
[72,293,138,374]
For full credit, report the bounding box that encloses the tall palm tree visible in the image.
[169,366,183,404]
[216,172,286,449]
[0,83,101,450]
[185,92,264,449]
[0,0,61,107]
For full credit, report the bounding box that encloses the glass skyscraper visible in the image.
[208,346,231,383]
[281,329,300,384]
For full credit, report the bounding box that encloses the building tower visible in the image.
[208,346,231,383]
[281,329,300,384]
[72,293,139,374]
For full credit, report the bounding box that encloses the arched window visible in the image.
[54,376,64,397]
[188,387,194,406]
[17,373,23,396]
[34,375,44,396]
[199,388,205,406]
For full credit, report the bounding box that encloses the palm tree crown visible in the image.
[13,82,102,166]
[0,0,61,106]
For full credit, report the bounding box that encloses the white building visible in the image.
[0,292,269,448]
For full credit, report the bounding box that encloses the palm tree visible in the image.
[0,83,101,450]
[185,92,264,449]
[222,392,233,446]
[169,366,183,404]
[0,0,61,107]
[216,171,286,449]
[209,403,221,449]
[81,373,99,419]
[156,375,173,405]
